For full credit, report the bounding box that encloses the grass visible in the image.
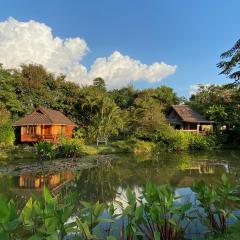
[80,139,156,155]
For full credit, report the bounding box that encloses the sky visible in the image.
[0,0,239,97]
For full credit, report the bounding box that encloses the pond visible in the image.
[0,149,240,238]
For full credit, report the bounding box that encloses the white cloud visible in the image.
[0,17,177,88]
[189,84,210,96]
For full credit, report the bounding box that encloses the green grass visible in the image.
[81,139,156,155]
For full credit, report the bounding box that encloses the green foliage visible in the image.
[189,134,217,150]
[57,137,84,158]
[0,197,20,239]
[217,39,240,82]
[119,182,193,239]
[189,84,240,144]
[156,127,217,152]
[0,107,11,125]
[193,174,240,235]
[84,96,124,142]
[156,128,190,152]
[0,124,15,147]
[35,141,56,160]
[0,176,239,239]
[110,139,156,153]
[130,96,167,140]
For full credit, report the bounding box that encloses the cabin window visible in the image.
[24,126,36,135]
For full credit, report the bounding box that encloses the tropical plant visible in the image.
[117,182,193,240]
[193,174,240,235]
[35,141,56,160]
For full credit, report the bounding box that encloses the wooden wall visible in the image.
[20,124,75,142]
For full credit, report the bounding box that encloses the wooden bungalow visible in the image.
[167,105,213,134]
[13,107,77,143]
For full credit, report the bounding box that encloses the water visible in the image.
[0,150,240,237]
[0,150,240,201]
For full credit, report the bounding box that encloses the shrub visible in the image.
[0,124,15,147]
[57,137,84,158]
[110,138,155,153]
[35,141,56,160]
[155,128,190,152]
[189,134,216,150]
[155,126,217,152]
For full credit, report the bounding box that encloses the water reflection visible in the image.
[0,150,239,203]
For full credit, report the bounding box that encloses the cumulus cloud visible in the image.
[189,84,210,96]
[0,17,177,88]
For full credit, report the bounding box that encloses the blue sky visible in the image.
[0,0,239,97]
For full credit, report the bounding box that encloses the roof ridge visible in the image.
[36,106,54,124]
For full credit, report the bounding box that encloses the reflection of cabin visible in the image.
[167,105,213,134]
[13,107,77,143]
[19,171,73,189]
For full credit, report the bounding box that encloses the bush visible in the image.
[110,138,156,153]
[155,127,217,152]
[57,137,85,158]
[0,124,15,147]
[189,134,216,150]
[35,141,56,160]
[155,127,190,152]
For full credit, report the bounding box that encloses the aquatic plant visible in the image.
[193,173,240,236]
[0,175,239,239]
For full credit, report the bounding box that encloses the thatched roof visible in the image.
[13,107,77,126]
[171,105,213,123]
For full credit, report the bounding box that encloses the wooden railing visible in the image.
[21,134,72,142]
[177,130,209,135]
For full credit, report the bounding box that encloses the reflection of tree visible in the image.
[1,150,240,208]
[0,175,13,197]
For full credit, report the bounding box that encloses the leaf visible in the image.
[93,201,105,217]
[168,218,176,226]
[106,237,117,240]
[76,219,92,238]
[154,231,160,240]
[0,199,9,223]
[126,187,136,204]
[0,232,10,240]
[221,173,228,184]
[108,202,115,216]
[97,218,115,224]
[43,186,54,205]
[135,205,144,220]
[80,201,92,209]
[21,197,34,226]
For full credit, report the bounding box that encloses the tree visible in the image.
[0,106,11,125]
[131,96,167,139]
[109,85,137,109]
[217,39,240,82]
[93,77,106,92]
[87,97,124,141]
[189,84,240,142]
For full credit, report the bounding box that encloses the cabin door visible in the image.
[44,125,51,135]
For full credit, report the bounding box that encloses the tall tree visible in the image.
[217,39,240,83]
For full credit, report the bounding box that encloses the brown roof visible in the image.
[171,105,213,123]
[13,107,77,126]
